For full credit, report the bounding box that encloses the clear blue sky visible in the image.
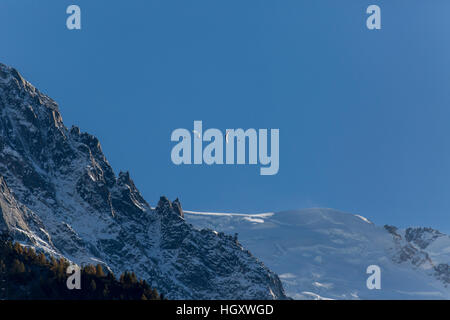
[1,1,450,232]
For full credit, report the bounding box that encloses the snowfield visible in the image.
[185,208,450,300]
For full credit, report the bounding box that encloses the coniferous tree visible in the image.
[96,264,105,277]
[0,237,163,300]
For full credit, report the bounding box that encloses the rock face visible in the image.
[388,226,450,286]
[0,63,287,299]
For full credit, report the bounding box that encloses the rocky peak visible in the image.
[156,196,172,211]
[434,263,450,285]
[117,171,132,185]
[0,62,287,299]
[155,196,184,218]
[0,63,59,114]
[385,225,439,273]
[384,225,402,239]
[405,227,444,249]
[172,198,184,218]
[0,63,28,89]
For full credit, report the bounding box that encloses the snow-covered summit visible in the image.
[185,208,450,299]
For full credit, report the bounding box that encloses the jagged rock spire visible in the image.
[172,198,184,218]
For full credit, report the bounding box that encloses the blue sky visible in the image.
[1,1,450,232]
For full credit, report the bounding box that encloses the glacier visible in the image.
[185,208,450,299]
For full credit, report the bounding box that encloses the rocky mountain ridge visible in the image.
[0,62,286,299]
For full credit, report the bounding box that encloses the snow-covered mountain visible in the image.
[185,209,450,300]
[0,63,287,299]
[2,61,448,301]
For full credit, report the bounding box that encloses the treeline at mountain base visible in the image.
[0,233,162,300]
